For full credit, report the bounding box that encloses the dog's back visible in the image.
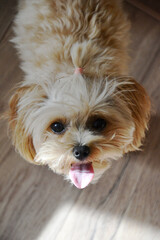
[13,0,129,81]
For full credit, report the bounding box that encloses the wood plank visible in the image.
[0,0,17,41]
[138,0,160,13]
[127,0,160,21]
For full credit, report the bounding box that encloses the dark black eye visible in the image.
[50,122,65,134]
[92,118,106,131]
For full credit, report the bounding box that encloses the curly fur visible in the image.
[8,0,150,185]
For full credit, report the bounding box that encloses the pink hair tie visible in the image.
[74,68,83,74]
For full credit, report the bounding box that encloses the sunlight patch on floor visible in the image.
[36,202,160,240]
[114,218,160,240]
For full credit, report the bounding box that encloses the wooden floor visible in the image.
[0,1,160,240]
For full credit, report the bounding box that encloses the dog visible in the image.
[8,0,150,189]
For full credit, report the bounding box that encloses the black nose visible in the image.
[73,145,90,160]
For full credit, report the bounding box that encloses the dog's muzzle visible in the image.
[73,145,90,160]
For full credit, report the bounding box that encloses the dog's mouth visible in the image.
[69,162,94,189]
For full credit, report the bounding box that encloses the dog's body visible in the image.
[9,0,150,188]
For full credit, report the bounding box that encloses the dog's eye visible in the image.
[50,122,65,134]
[91,118,106,131]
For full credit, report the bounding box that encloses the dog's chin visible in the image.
[46,157,111,189]
[67,160,111,188]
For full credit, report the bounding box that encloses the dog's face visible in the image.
[8,74,150,188]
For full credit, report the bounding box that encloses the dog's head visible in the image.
[8,74,150,188]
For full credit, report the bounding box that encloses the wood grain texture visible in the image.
[0,0,17,41]
[0,2,160,240]
[127,0,160,21]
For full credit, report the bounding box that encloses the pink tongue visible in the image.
[69,163,94,189]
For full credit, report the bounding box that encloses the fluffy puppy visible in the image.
[8,0,150,188]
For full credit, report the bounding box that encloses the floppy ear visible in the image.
[117,78,150,152]
[8,86,37,164]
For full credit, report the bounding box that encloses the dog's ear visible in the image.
[117,78,150,152]
[8,86,37,164]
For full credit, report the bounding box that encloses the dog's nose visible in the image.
[73,145,90,160]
